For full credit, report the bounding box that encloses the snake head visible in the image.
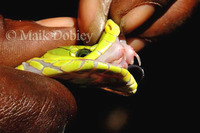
[16,19,143,96]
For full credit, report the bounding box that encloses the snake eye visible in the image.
[76,49,91,57]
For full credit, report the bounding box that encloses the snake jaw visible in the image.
[95,36,140,69]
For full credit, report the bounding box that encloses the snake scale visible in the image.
[16,19,141,96]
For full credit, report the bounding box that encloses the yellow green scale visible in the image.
[16,19,138,96]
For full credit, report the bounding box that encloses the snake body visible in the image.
[16,19,138,96]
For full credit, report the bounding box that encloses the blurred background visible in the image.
[1,0,199,132]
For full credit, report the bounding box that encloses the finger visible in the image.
[110,0,169,24]
[0,15,77,67]
[0,65,76,132]
[120,4,155,34]
[78,0,112,45]
[139,0,200,38]
[110,0,199,51]
[110,0,199,38]
[127,38,146,52]
[110,0,157,51]
[110,0,171,34]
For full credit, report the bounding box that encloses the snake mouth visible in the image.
[95,36,144,86]
[96,36,141,69]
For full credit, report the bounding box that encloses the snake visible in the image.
[16,19,143,96]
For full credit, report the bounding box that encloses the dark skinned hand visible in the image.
[0,0,199,132]
[0,16,77,132]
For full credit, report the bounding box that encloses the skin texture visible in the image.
[0,0,199,132]
[0,65,76,133]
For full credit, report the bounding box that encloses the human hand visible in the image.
[0,16,77,132]
[78,0,199,51]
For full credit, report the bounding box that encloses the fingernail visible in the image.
[120,5,155,34]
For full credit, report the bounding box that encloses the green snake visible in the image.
[16,19,142,96]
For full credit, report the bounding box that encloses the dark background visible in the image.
[1,1,199,132]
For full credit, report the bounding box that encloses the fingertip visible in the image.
[36,17,77,28]
[127,38,146,52]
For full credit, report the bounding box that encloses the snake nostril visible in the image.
[108,24,112,30]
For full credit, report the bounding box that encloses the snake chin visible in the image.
[96,37,139,69]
